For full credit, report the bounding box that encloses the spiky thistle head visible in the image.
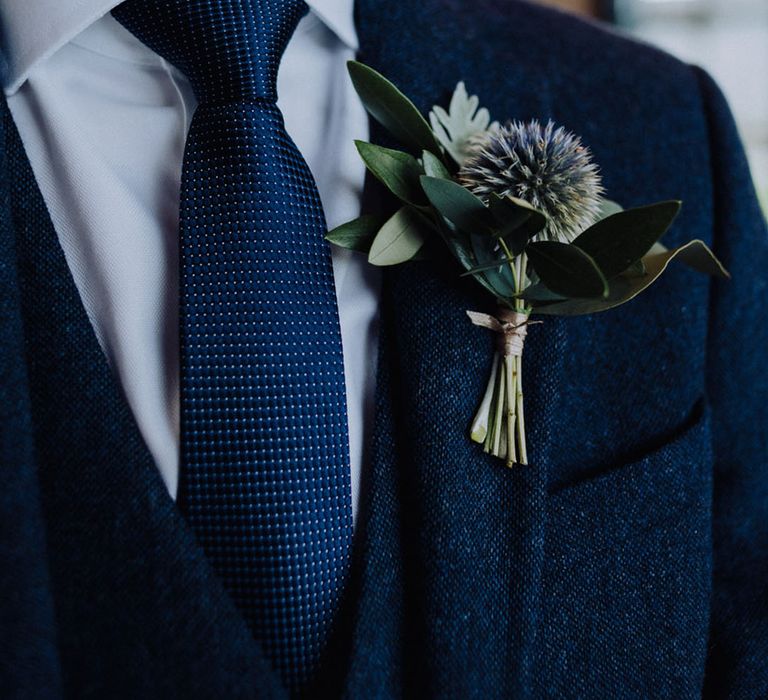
[458,119,604,243]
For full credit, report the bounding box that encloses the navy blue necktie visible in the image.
[113,0,354,688]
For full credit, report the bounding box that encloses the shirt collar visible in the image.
[0,0,358,95]
[310,0,358,51]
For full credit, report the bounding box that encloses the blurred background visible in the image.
[535,0,768,212]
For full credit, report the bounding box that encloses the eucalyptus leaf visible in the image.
[422,150,451,179]
[460,259,513,277]
[659,240,729,278]
[461,257,526,302]
[572,200,682,279]
[368,207,428,266]
[517,283,568,302]
[347,61,442,155]
[428,81,499,166]
[325,214,388,253]
[420,176,496,233]
[526,241,609,299]
[469,233,517,298]
[488,194,547,253]
[355,141,425,205]
[432,218,504,298]
[621,258,646,278]
[488,194,537,230]
[645,240,729,278]
[532,239,729,316]
[596,198,624,219]
[434,218,475,271]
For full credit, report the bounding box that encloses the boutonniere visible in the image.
[328,62,729,467]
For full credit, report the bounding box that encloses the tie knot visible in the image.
[113,0,308,103]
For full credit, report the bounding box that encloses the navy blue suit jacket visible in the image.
[1,1,766,697]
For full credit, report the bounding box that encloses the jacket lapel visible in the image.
[1,102,286,698]
[3,2,571,692]
[339,1,567,695]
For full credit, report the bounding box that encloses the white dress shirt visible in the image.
[1,0,379,526]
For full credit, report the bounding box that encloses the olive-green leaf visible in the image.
[488,193,547,253]
[621,258,646,278]
[368,207,428,266]
[654,240,730,278]
[526,241,609,299]
[459,259,510,277]
[488,194,537,231]
[356,141,425,205]
[422,150,451,179]
[518,282,567,302]
[469,233,517,298]
[325,214,388,253]
[420,176,496,233]
[347,61,442,155]
[433,218,475,270]
[572,200,682,279]
[427,217,502,298]
[596,198,624,219]
[532,238,729,316]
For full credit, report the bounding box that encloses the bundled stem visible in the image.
[468,252,535,467]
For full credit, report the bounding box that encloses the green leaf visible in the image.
[526,241,609,299]
[326,215,387,253]
[433,218,475,270]
[646,241,667,256]
[420,175,495,233]
[459,259,508,277]
[488,194,537,232]
[596,198,624,219]
[422,150,451,179]
[428,217,503,298]
[572,200,682,279]
[621,258,646,278]
[518,283,567,302]
[651,241,730,278]
[368,207,428,266]
[355,141,425,205]
[347,61,442,155]
[532,239,729,316]
[488,194,547,253]
[468,234,517,298]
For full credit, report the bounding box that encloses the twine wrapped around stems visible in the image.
[467,308,542,466]
[466,309,541,357]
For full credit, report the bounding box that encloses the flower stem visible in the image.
[516,354,528,465]
[469,253,536,467]
[499,238,519,288]
[513,253,530,466]
[504,353,517,467]
[492,359,506,457]
[471,353,499,444]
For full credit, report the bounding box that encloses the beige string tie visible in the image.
[466,309,542,357]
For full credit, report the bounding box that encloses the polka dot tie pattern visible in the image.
[113,1,354,690]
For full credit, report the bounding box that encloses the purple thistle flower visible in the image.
[458,119,604,243]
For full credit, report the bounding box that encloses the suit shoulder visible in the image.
[439,0,695,92]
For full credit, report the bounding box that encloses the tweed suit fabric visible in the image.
[113,0,354,689]
[2,1,768,698]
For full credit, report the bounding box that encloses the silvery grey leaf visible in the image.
[429,82,499,167]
